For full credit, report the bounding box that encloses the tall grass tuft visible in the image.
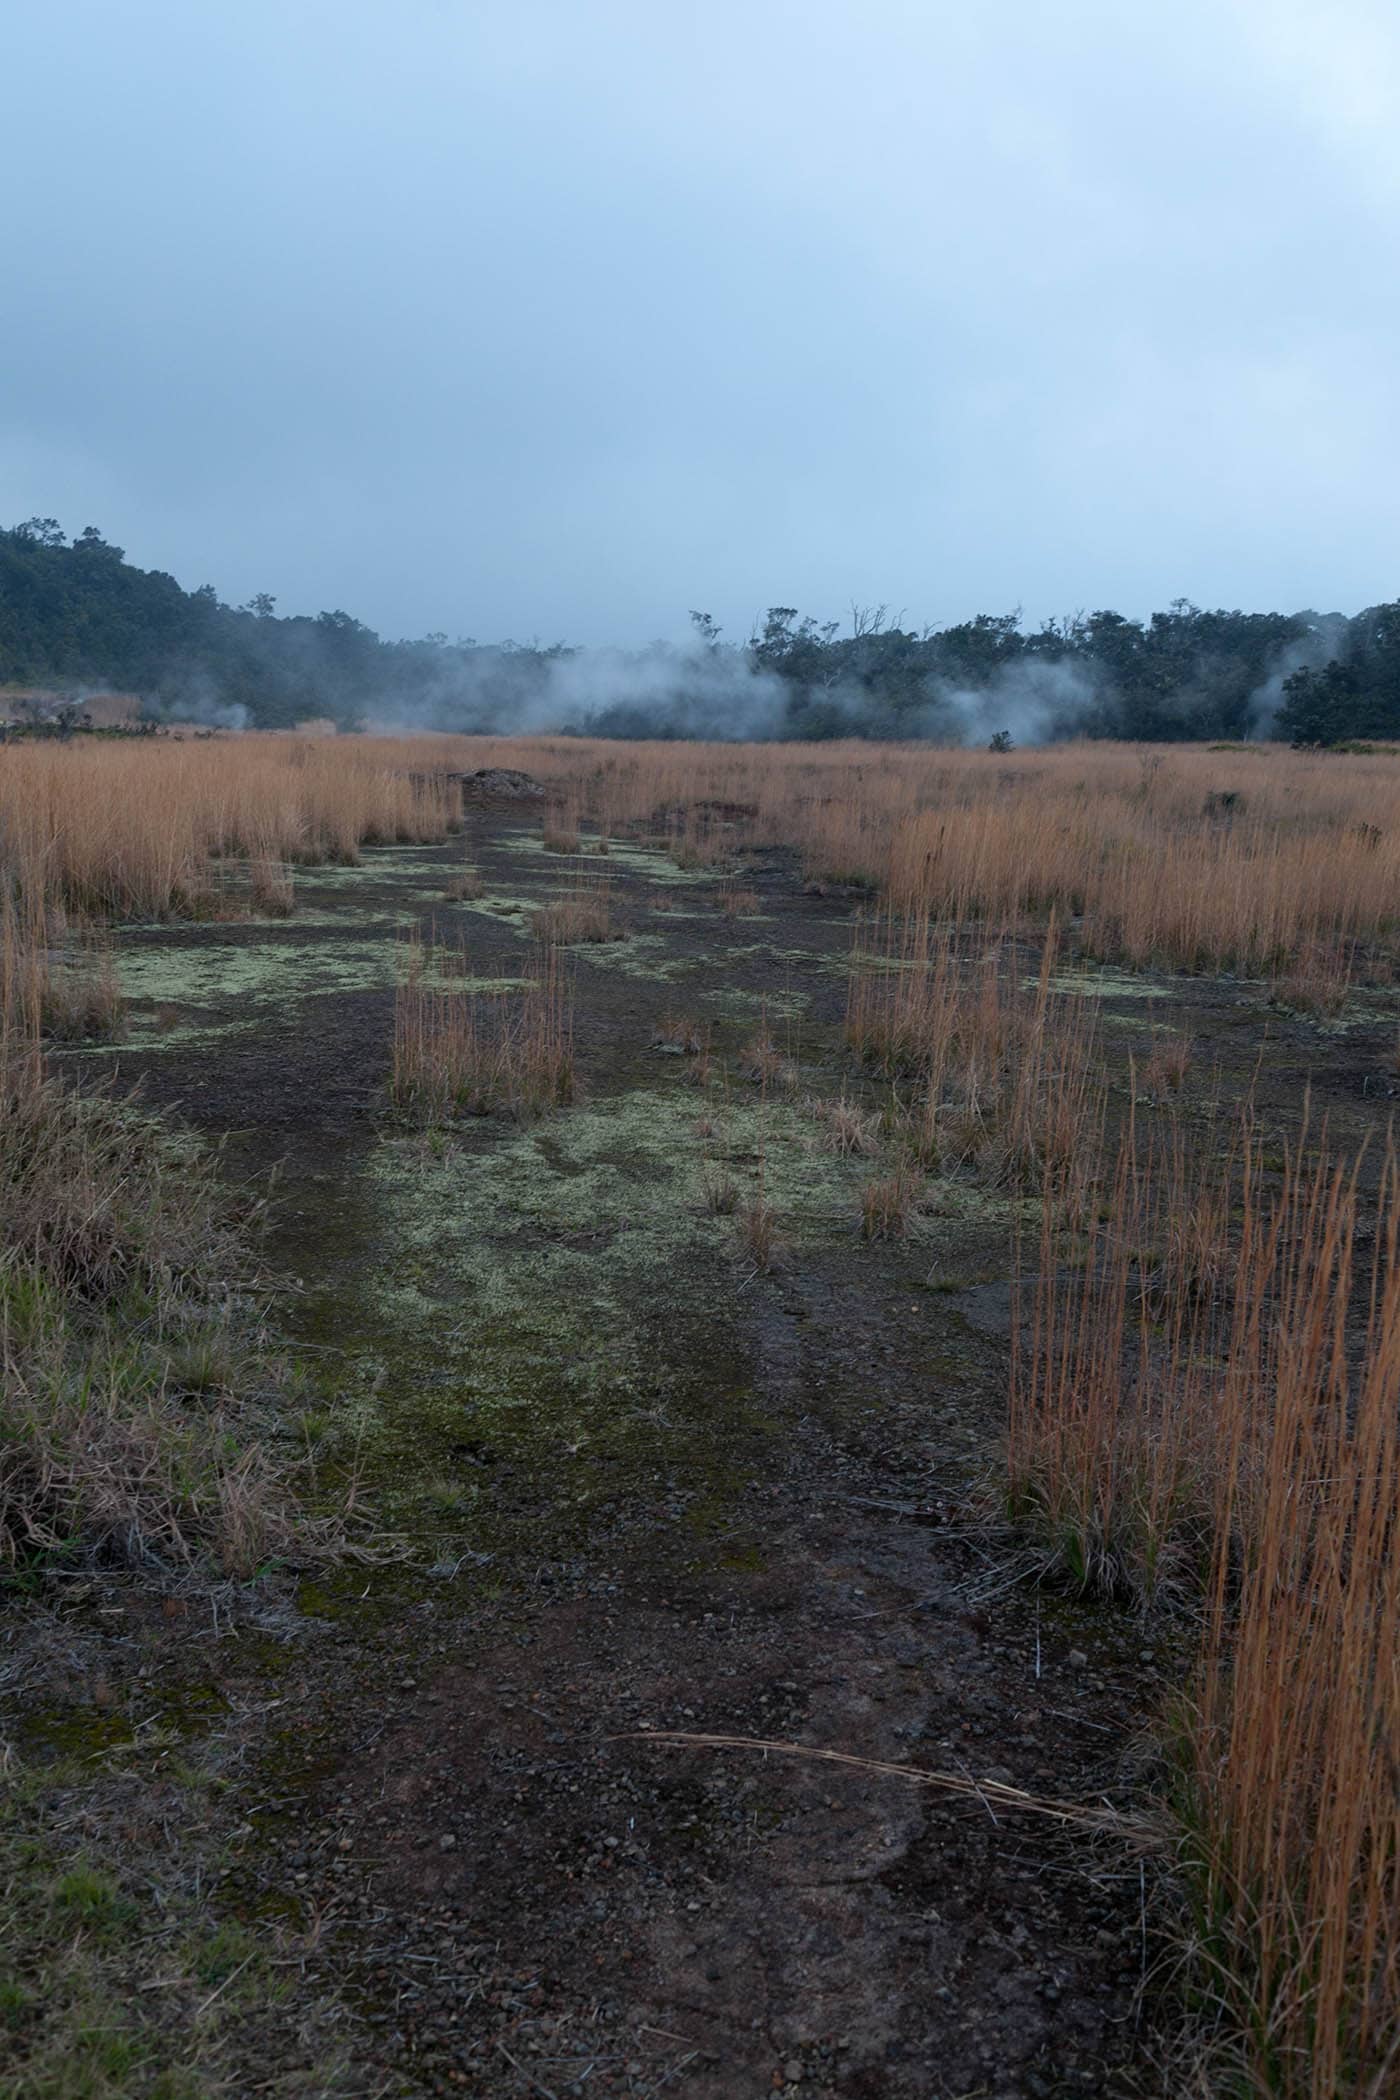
[1,888,125,1044]
[1184,1141,1400,2100]
[0,911,328,1575]
[542,798,582,854]
[860,1162,921,1240]
[847,910,1101,1190]
[1011,1113,1400,2093]
[531,875,614,945]
[391,938,575,1119]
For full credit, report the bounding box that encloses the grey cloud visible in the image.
[3,1,1398,645]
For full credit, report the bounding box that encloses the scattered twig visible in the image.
[614,1731,1163,1845]
[193,1950,256,2020]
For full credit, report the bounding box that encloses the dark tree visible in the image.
[1279,602,1400,746]
[0,513,1386,745]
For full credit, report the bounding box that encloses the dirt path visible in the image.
[26,808,1392,2097]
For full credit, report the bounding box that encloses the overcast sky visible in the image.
[4,1,1398,644]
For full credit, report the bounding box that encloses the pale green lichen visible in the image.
[568,934,694,981]
[117,937,403,1008]
[1305,988,1400,1034]
[283,1084,890,1512]
[1033,968,1171,1000]
[500,832,730,886]
[290,847,459,888]
[85,911,532,1051]
[697,987,810,1019]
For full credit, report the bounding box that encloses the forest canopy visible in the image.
[0,517,1391,745]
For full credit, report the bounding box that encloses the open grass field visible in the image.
[2,733,1398,2099]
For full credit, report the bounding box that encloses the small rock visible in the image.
[1068,1648,1089,1668]
[439,1834,457,1851]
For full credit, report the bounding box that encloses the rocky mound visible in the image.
[460,767,546,802]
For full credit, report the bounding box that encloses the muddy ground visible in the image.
[7,807,1398,2098]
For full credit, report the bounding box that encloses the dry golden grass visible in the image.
[738,1025,796,1090]
[247,855,295,915]
[847,910,1101,1190]
[9,732,1400,985]
[806,1094,879,1156]
[1010,1117,1212,1603]
[652,1011,705,1056]
[1186,1151,1400,2099]
[40,951,124,1042]
[374,733,1400,980]
[443,866,484,901]
[700,1163,740,1215]
[1011,1115,1400,2094]
[0,735,457,923]
[531,876,615,946]
[1140,1030,1193,1101]
[440,824,484,901]
[859,1162,920,1240]
[391,939,574,1119]
[1,889,125,1045]
[739,1193,781,1270]
[10,724,1400,2096]
[542,797,582,854]
[1268,939,1354,1016]
[0,914,335,1575]
[668,821,732,872]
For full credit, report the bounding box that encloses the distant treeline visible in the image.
[1,516,1395,745]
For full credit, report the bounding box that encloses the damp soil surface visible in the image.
[12,810,1400,2099]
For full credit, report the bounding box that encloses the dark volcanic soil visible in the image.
[14,807,1399,2099]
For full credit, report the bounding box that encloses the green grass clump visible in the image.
[0,1060,336,1578]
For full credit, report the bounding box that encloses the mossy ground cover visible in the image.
[0,1073,360,2096]
[498,831,733,888]
[0,1720,364,2100]
[277,1085,888,1534]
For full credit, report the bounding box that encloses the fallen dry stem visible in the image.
[617,1732,1164,1844]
